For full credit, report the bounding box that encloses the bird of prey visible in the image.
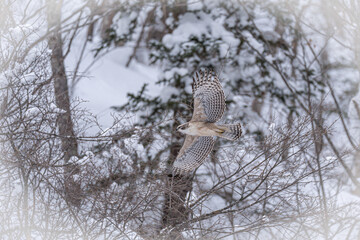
[173,69,242,173]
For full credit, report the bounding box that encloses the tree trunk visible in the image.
[161,111,192,239]
[46,0,80,206]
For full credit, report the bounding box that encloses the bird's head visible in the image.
[176,123,189,134]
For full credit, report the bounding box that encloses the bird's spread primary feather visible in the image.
[191,70,225,122]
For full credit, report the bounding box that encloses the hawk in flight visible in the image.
[173,70,242,173]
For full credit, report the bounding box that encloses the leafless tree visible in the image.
[1,1,360,240]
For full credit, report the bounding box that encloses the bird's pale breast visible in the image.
[188,122,219,136]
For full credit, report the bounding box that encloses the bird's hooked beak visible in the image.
[176,124,185,132]
[176,123,188,133]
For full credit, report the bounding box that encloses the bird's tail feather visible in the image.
[216,123,242,140]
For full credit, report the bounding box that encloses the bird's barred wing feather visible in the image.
[173,136,215,173]
[191,70,225,123]
[176,134,196,159]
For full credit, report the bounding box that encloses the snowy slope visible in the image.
[65,31,161,129]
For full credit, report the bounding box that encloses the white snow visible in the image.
[66,33,161,130]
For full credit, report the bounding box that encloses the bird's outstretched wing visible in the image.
[173,135,215,173]
[191,70,226,123]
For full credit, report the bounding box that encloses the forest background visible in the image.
[1,0,360,239]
